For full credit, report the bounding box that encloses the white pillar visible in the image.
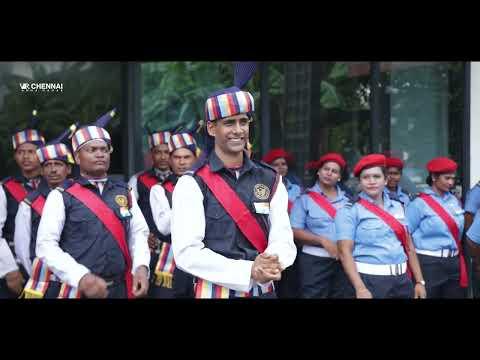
[470,62,480,187]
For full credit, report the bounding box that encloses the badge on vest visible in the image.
[254,202,270,215]
[254,184,270,200]
[115,195,128,207]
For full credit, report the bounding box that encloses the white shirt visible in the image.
[150,184,172,236]
[128,172,142,201]
[36,186,151,288]
[171,174,297,293]
[14,202,33,276]
[0,186,19,278]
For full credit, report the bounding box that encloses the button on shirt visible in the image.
[0,186,18,277]
[335,191,408,265]
[406,188,464,252]
[290,183,348,257]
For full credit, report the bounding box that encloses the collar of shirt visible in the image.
[77,176,109,194]
[310,182,345,202]
[153,168,172,183]
[208,149,255,175]
[359,191,394,209]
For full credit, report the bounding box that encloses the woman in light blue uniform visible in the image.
[406,157,467,298]
[385,157,412,207]
[290,153,349,298]
[336,154,426,299]
[262,148,301,298]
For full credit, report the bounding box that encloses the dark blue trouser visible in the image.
[0,278,17,299]
[275,245,301,298]
[344,272,414,299]
[298,252,349,298]
[417,254,466,299]
[148,249,194,299]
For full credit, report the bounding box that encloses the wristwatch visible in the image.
[416,280,426,286]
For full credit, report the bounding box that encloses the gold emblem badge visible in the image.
[254,184,270,200]
[115,195,128,207]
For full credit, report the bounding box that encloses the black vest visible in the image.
[58,177,132,278]
[137,168,172,243]
[189,151,278,262]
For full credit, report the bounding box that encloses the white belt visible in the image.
[355,261,407,276]
[415,248,459,258]
[302,245,333,258]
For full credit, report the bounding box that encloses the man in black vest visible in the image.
[36,110,150,298]
[171,87,297,298]
[0,110,45,298]
[128,129,172,297]
[14,129,76,297]
[150,131,198,298]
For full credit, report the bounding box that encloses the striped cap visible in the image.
[36,143,74,165]
[168,132,198,155]
[205,86,254,122]
[12,129,46,150]
[148,131,171,149]
[72,126,112,153]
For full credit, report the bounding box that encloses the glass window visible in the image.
[380,62,465,195]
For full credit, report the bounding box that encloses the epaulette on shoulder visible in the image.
[390,197,404,207]
[408,192,418,201]
[344,194,359,208]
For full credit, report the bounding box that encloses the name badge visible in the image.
[120,206,132,218]
[254,202,270,215]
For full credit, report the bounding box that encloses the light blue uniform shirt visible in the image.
[285,178,302,205]
[467,210,480,244]
[385,186,411,207]
[335,191,408,265]
[406,188,464,251]
[290,183,348,245]
[465,183,480,215]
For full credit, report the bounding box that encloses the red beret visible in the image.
[317,152,346,170]
[353,154,386,177]
[262,148,294,165]
[385,157,404,169]
[426,157,457,173]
